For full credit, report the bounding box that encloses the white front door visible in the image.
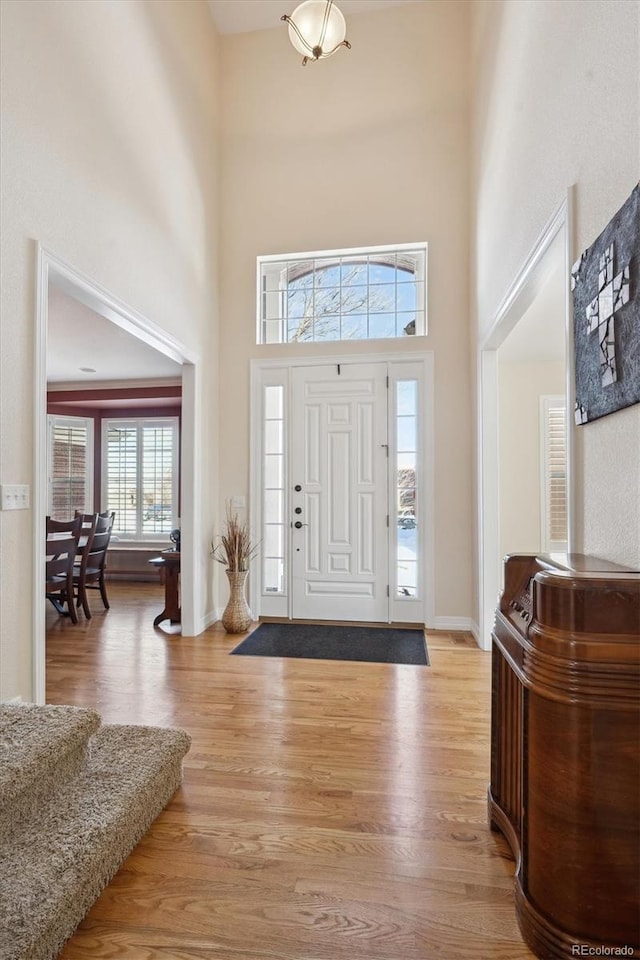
[290,363,389,621]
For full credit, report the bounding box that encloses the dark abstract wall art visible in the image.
[572,181,639,424]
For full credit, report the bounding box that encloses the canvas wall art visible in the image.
[572,182,639,424]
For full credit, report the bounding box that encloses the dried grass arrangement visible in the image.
[211,506,260,572]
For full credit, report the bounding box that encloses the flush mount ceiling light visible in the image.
[281,0,351,66]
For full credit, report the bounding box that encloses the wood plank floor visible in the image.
[45,583,535,960]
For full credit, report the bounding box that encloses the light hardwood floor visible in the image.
[46,582,535,960]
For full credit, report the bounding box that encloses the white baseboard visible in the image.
[431,617,475,633]
[429,618,488,651]
[197,608,221,633]
[2,696,24,705]
[469,620,481,646]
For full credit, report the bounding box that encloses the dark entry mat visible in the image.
[231,622,429,666]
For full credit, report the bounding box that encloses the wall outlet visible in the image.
[0,484,30,510]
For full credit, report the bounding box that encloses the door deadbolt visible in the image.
[294,507,302,514]
[294,484,302,492]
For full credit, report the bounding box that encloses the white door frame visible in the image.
[477,190,576,651]
[34,244,200,704]
[249,351,435,626]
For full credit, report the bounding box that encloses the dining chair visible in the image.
[72,512,115,617]
[71,513,98,619]
[46,516,82,622]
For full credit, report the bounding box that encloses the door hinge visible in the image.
[386,584,390,597]
[386,375,389,388]
[386,514,389,528]
[337,364,341,375]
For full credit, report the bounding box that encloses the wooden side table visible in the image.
[148,551,181,628]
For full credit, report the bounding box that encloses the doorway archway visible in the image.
[477,191,575,650]
[34,244,200,703]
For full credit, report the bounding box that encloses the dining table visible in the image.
[148,550,181,628]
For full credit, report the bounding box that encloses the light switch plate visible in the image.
[0,484,30,510]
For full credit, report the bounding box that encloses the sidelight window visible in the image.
[396,380,419,599]
[262,385,286,594]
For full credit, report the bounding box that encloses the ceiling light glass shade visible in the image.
[281,0,351,65]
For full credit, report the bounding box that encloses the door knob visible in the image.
[294,521,308,529]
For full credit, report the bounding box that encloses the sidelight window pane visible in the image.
[264,523,283,557]
[265,386,284,419]
[264,489,283,524]
[264,420,283,455]
[263,558,284,593]
[264,454,283,489]
[397,381,417,415]
[397,415,416,452]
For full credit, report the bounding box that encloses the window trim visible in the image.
[101,416,179,543]
[257,241,428,345]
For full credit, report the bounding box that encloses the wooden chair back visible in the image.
[45,516,82,623]
[47,516,83,537]
[75,510,115,533]
[73,514,115,617]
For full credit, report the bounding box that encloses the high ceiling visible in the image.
[208,0,416,35]
[47,285,183,385]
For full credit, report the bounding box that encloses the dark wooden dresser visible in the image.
[489,553,640,958]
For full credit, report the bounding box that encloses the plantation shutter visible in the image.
[105,423,138,537]
[542,399,567,551]
[47,416,93,517]
[104,418,178,540]
[141,423,174,518]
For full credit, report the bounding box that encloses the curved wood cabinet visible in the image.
[489,554,640,959]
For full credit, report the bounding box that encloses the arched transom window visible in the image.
[258,243,427,344]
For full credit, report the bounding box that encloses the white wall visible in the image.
[472,0,640,587]
[498,360,565,558]
[0,0,221,700]
[218,2,473,622]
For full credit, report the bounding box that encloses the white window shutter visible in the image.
[47,415,94,517]
[541,397,567,552]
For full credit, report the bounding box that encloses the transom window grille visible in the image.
[47,415,94,517]
[103,418,178,541]
[258,243,427,344]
